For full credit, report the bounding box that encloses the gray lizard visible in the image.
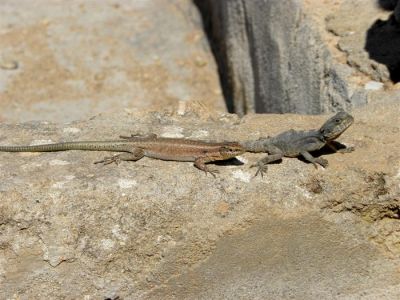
[241,111,354,176]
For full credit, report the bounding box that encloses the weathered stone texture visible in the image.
[0,0,225,123]
[0,96,399,298]
[196,0,395,115]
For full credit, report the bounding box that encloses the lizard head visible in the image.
[219,143,245,159]
[319,111,354,141]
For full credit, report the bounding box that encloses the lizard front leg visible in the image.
[251,145,283,177]
[95,148,145,165]
[300,151,328,168]
[194,157,219,177]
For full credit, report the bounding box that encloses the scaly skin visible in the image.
[0,134,245,177]
[241,112,354,177]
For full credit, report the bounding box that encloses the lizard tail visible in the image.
[0,141,129,152]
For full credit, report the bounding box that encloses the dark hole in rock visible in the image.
[366,1,400,83]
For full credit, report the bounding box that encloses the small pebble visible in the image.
[0,58,18,70]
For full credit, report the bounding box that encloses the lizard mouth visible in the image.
[220,144,245,157]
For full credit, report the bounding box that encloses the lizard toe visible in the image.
[95,155,121,165]
[338,146,354,153]
[316,158,328,168]
[254,165,268,178]
[208,169,219,178]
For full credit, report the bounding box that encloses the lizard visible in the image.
[240,111,354,177]
[0,133,245,177]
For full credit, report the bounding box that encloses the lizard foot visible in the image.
[119,133,157,140]
[251,163,268,178]
[204,169,219,178]
[94,155,121,165]
[337,146,354,153]
[315,157,328,168]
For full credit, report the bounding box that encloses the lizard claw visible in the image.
[206,169,219,178]
[94,155,121,165]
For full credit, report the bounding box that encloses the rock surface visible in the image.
[196,0,398,114]
[1,0,400,298]
[0,96,399,298]
[0,0,225,123]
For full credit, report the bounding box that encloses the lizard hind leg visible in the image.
[250,153,283,177]
[194,157,219,178]
[95,148,144,165]
[119,133,157,140]
[250,145,284,177]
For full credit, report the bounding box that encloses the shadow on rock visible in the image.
[365,15,400,82]
[377,0,400,22]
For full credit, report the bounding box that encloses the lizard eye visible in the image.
[335,119,340,123]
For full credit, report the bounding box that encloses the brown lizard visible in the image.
[0,134,245,176]
[241,111,354,176]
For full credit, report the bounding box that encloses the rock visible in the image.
[0,97,399,298]
[365,81,384,90]
[0,0,225,123]
[196,0,395,114]
[326,0,396,82]
[1,0,400,298]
